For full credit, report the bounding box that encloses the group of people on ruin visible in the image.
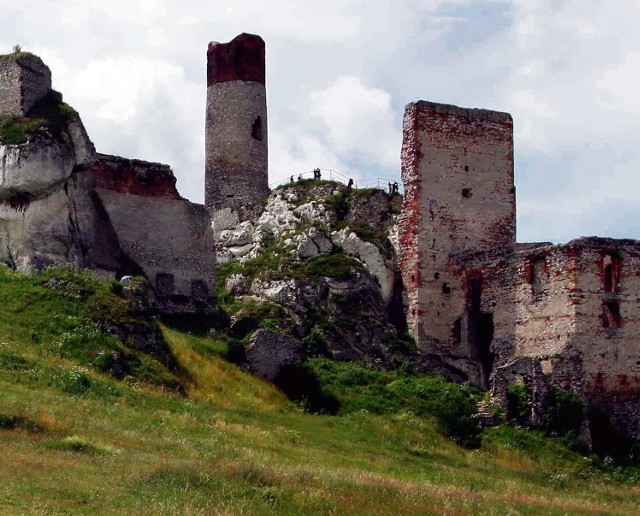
[286,169,398,195]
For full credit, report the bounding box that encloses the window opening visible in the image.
[251,116,263,141]
[530,257,547,296]
[602,301,621,328]
[603,254,620,293]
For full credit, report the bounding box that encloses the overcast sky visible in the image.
[1,0,639,244]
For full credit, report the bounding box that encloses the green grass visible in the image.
[0,267,638,513]
[0,90,79,145]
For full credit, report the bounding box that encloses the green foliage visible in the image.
[0,90,78,145]
[0,413,44,432]
[328,191,351,221]
[0,50,39,61]
[542,389,584,439]
[388,331,417,354]
[308,358,480,445]
[507,383,529,424]
[44,435,116,455]
[301,326,329,357]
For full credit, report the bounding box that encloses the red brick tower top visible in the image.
[207,33,265,86]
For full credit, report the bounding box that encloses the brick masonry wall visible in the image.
[398,101,515,355]
[0,55,51,118]
[569,238,640,440]
[454,238,640,440]
[205,34,268,212]
[91,154,181,200]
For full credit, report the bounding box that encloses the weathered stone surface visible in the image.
[94,187,215,314]
[0,53,51,118]
[332,227,394,306]
[296,227,333,259]
[245,329,306,381]
[0,115,95,201]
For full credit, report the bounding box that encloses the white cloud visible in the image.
[1,0,640,243]
[308,76,401,167]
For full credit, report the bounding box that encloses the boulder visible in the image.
[245,329,306,381]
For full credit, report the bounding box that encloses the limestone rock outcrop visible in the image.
[0,54,215,315]
[216,181,410,365]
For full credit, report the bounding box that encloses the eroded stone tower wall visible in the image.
[0,54,51,118]
[205,33,268,211]
[398,101,515,363]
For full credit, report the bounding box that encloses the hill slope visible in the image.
[0,266,638,514]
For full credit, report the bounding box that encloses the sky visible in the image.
[1,0,639,244]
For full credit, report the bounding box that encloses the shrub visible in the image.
[301,327,329,357]
[308,358,480,445]
[506,383,529,424]
[328,191,350,221]
[542,388,584,438]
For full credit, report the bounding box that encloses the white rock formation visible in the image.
[331,227,395,306]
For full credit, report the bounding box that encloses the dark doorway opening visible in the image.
[467,277,495,389]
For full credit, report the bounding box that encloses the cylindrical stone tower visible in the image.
[205,33,269,211]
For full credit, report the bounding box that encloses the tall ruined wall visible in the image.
[447,244,577,389]
[205,33,268,212]
[92,156,216,314]
[567,238,640,442]
[456,238,640,443]
[0,54,51,118]
[398,101,515,356]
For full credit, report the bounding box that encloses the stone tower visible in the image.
[205,33,269,212]
[398,101,515,375]
[0,52,51,118]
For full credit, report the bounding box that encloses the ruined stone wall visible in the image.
[0,54,51,118]
[568,238,640,441]
[398,101,515,356]
[92,158,216,314]
[455,238,640,441]
[448,243,577,389]
[205,33,268,212]
[92,154,182,200]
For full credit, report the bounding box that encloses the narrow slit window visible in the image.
[602,301,621,328]
[530,257,547,296]
[602,254,620,293]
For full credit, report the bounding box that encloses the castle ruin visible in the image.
[0,35,638,450]
[398,101,640,448]
[0,52,215,314]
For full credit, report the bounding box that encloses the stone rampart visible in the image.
[91,156,215,313]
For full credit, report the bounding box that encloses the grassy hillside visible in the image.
[0,266,638,514]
